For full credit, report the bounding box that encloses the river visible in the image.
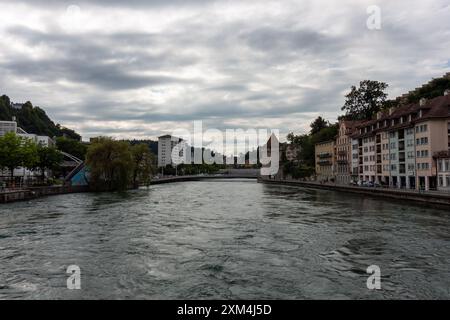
[0,179,449,299]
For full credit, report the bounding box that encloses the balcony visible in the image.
[317,152,333,159]
[433,150,450,159]
[318,160,332,166]
[337,160,348,165]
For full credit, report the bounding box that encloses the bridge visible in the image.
[149,173,258,185]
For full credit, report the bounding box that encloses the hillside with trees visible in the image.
[0,95,81,140]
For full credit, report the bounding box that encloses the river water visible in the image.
[0,179,449,299]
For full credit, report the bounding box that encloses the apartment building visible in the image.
[335,120,360,184]
[436,151,450,191]
[315,140,335,182]
[349,92,450,190]
[158,135,186,167]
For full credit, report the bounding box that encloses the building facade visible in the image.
[335,120,360,184]
[315,140,335,182]
[436,151,450,191]
[0,121,17,137]
[349,93,450,190]
[157,135,186,167]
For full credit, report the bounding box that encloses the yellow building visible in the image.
[315,140,335,182]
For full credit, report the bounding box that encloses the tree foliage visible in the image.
[55,137,88,160]
[310,116,329,135]
[131,143,155,187]
[34,145,64,180]
[86,138,156,191]
[0,132,38,179]
[341,80,388,120]
[0,95,81,140]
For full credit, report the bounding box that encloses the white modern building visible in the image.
[158,135,186,167]
[0,121,17,137]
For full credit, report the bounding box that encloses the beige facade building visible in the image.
[315,140,335,182]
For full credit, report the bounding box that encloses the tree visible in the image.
[310,116,329,135]
[0,132,38,181]
[131,144,155,187]
[55,137,88,160]
[34,145,64,181]
[341,80,388,120]
[85,137,134,191]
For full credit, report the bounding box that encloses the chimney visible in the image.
[419,98,427,107]
[389,107,394,115]
[444,89,450,96]
[376,111,382,120]
[12,116,16,122]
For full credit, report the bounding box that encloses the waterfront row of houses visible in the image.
[315,90,450,191]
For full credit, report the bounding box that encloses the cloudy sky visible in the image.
[0,0,449,141]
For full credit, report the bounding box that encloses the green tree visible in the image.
[55,137,88,160]
[131,143,155,186]
[0,132,38,180]
[341,80,388,120]
[310,116,329,135]
[85,137,133,191]
[34,145,64,181]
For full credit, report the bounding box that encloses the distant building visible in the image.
[315,140,335,182]
[18,133,55,147]
[0,121,17,137]
[158,135,185,167]
[10,103,24,109]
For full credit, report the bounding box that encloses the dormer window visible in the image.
[419,110,423,118]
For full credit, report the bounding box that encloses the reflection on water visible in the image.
[0,179,449,299]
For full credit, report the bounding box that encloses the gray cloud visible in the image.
[0,0,449,140]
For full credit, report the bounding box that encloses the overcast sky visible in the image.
[0,0,449,141]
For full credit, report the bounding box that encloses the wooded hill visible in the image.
[0,94,81,140]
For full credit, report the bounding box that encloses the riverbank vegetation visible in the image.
[86,137,155,191]
[0,132,63,185]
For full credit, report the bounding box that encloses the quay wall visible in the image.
[258,178,450,206]
[0,185,89,204]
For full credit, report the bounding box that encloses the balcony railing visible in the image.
[317,153,333,159]
[433,150,450,159]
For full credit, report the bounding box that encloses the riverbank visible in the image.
[0,185,89,204]
[258,177,450,207]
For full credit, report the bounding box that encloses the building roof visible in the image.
[351,93,450,139]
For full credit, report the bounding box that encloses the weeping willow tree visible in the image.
[86,137,134,191]
[130,143,155,187]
